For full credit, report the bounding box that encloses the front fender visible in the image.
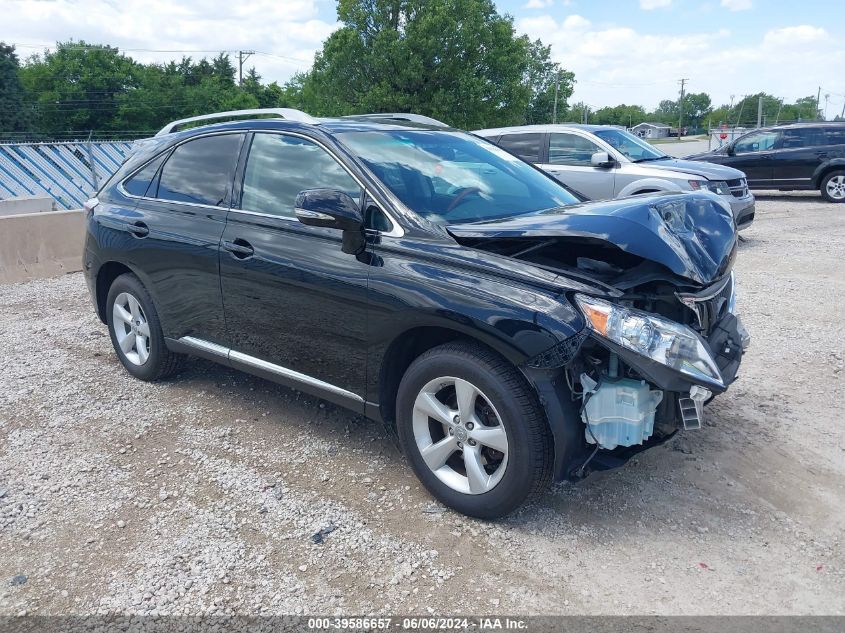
[616,178,685,198]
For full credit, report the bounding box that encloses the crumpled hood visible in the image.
[644,157,745,181]
[447,192,737,286]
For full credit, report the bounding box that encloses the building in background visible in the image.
[631,122,671,139]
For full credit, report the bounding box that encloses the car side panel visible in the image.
[771,146,825,188]
[365,236,586,405]
[88,192,229,345]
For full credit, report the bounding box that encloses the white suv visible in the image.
[474,124,755,229]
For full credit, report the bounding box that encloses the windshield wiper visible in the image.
[633,156,671,163]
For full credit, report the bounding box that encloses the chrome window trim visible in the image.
[177,336,365,403]
[239,130,405,238]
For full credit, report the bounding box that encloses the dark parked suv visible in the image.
[687,122,845,202]
[83,109,749,518]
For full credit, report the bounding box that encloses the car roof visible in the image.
[160,117,454,142]
[474,123,621,136]
[768,121,845,129]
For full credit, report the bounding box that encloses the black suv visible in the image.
[83,109,749,518]
[687,122,845,202]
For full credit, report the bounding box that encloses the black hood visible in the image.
[448,192,737,286]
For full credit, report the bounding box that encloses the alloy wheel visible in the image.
[826,175,845,200]
[412,376,509,495]
[112,292,151,366]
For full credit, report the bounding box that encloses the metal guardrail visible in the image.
[0,141,134,209]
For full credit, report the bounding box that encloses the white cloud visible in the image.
[524,0,554,8]
[720,0,752,11]
[563,15,591,30]
[516,14,844,111]
[5,0,337,83]
[640,0,672,9]
[763,25,828,46]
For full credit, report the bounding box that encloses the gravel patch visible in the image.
[0,193,843,615]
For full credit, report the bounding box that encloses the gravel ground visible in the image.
[1,192,843,617]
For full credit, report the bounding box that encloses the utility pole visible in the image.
[816,86,821,119]
[677,78,688,141]
[756,95,763,128]
[824,93,830,120]
[774,98,783,125]
[238,50,255,86]
[840,99,845,120]
[552,70,560,124]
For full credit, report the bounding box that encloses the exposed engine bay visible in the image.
[448,193,751,478]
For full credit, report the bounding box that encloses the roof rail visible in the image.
[154,108,319,136]
[342,113,450,128]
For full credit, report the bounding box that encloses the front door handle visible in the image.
[128,221,149,238]
[222,238,255,259]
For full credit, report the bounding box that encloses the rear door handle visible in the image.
[128,221,149,238]
[222,238,255,259]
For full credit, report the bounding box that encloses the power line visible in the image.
[10,42,312,65]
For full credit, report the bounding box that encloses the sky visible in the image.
[3,0,845,116]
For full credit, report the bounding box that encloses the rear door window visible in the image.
[824,127,845,146]
[496,133,543,163]
[780,127,825,149]
[156,134,244,207]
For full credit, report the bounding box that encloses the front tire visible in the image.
[106,273,183,381]
[396,342,553,519]
[821,170,845,203]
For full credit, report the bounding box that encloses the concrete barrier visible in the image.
[0,195,57,217]
[0,209,85,284]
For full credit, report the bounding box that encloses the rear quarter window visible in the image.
[122,153,167,197]
[496,133,543,163]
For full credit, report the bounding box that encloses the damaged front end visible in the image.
[449,192,751,480]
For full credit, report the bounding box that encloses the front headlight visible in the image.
[688,180,731,196]
[707,180,731,196]
[574,294,724,388]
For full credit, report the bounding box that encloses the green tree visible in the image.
[294,0,572,129]
[19,41,141,135]
[591,104,647,128]
[0,43,31,135]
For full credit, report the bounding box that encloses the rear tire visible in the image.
[106,273,183,381]
[820,170,845,203]
[396,341,553,519]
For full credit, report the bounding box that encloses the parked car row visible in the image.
[85,108,751,518]
[686,122,845,203]
[475,121,845,212]
[473,124,756,229]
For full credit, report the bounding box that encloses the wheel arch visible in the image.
[93,260,157,324]
[812,159,845,187]
[378,326,488,425]
[616,178,683,198]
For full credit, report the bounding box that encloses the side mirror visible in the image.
[590,151,614,168]
[294,189,363,231]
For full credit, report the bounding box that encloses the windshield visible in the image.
[336,130,579,224]
[594,128,667,162]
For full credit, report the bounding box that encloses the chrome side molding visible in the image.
[177,336,364,403]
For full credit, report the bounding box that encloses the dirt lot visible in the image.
[1,193,843,617]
